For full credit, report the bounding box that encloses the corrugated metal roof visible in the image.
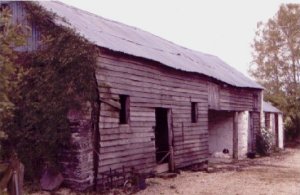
[263,101,282,113]
[37,1,262,89]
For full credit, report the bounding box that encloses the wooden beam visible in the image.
[168,109,175,172]
[233,112,239,159]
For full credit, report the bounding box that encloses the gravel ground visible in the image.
[28,147,300,195]
[137,147,300,195]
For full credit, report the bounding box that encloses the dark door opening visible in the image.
[155,108,169,164]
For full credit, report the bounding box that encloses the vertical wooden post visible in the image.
[233,112,239,159]
[248,112,254,152]
[168,109,175,172]
[92,72,100,191]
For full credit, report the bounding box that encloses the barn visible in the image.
[263,101,284,149]
[2,1,264,190]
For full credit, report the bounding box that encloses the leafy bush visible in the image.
[256,127,274,155]
[0,2,98,181]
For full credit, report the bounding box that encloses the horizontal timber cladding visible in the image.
[95,49,262,178]
[219,87,262,111]
[95,50,210,176]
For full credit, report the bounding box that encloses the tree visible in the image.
[250,3,300,139]
[0,7,26,136]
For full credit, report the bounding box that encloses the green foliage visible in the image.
[285,113,300,141]
[0,7,27,132]
[250,4,300,139]
[1,2,98,180]
[256,128,274,156]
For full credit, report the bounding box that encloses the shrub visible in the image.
[0,2,99,181]
[256,127,274,155]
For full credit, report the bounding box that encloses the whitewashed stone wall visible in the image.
[208,112,233,156]
[278,114,284,149]
[237,111,249,159]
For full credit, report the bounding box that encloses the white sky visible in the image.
[59,0,299,77]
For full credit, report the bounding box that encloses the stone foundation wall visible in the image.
[62,102,94,190]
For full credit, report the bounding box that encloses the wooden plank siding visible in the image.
[95,50,262,176]
[219,87,259,111]
[96,51,210,176]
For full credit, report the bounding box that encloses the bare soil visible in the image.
[138,147,300,195]
[28,147,300,195]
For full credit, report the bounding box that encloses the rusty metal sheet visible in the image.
[38,1,262,89]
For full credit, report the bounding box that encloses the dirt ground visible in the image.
[137,147,300,195]
[28,147,300,195]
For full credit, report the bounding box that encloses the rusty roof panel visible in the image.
[38,1,262,89]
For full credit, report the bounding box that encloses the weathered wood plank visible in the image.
[99,152,155,167]
[99,142,155,154]
[97,55,208,89]
[99,146,155,161]
[99,137,152,147]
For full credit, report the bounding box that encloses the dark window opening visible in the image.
[191,102,198,123]
[119,95,129,124]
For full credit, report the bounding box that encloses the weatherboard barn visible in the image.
[2,1,267,190]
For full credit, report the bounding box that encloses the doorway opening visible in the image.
[208,110,234,159]
[155,108,169,163]
[155,108,172,173]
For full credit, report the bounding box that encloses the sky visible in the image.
[59,0,299,77]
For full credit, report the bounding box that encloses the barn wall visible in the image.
[208,111,234,156]
[95,51,210,176]
[210,85,262,112]
[95,50,262,177]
